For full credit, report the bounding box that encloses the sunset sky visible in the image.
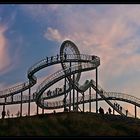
[0,4,140,117]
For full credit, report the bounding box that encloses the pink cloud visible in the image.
[0,25,11,75]
[44,6,140,76]
[22,5,140,104]
[44,23,136,77]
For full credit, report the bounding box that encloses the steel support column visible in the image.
[20,91,23,117]
[37,104,39,115]
[69,89,71,111]
[73,74,75,111]
[135,105,137,118]
[28,87,31,116]
[76,90,78,112]
[89,87,91,112]
[83,92,85,112]
[64,76,67,111]
[96,68,98,113]
[42,99,44,114]
[3,97,6,112]
[69,61,72,112]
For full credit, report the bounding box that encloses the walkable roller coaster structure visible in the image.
[0,40,140,118]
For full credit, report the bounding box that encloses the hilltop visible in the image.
[0,112,140,136]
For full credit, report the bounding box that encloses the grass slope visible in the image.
[0,112,140,136]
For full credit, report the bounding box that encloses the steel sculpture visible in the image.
[0,40,139,118]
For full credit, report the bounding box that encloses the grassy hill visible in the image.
[0,112,140,136]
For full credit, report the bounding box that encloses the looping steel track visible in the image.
[0,40,139,118]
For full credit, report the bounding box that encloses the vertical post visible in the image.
[69,90,71,112]
[96,68,98,113]
[3,97,6,112]
[42,99,44,114]
[37,104,39,115]
[28,87,31,116]
[83,92,84,112]
[135,105,137,118]
[76,90,78,112]
[89,87,91,112]
[64,76,67,111]
[2,97,6,119]
[73,74,75,111]
[20,91,23,117]
[69,90,71,111]
[69,61,72,112]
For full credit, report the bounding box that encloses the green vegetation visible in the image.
[0,112,140,136]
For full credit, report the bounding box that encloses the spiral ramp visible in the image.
[0,40,139,118]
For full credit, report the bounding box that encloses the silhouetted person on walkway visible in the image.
[53,110,56,114]
[99,107,104,115]
[99,107,102,114]
[51,56,53,62]
[64,107,68,112]
[92,55,95,60]
[102,108,104,114]
[46,57,48,63]
[2,110,6,119]
[120,106,122,112]
[108,107,112,114]
[118,104,120,110]
[126,109,128,117]
[57,54,59,61]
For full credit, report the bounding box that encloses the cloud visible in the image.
[42,5,140,97]
[44,21,137,77]
[0,25,11,75]
[0,26,21,78]
[0,7,19,76]
[42,6,137,74]
[44,27,63,42]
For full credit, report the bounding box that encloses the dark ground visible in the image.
[0,111,140,136]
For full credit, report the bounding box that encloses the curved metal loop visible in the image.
[60,40,82,83]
